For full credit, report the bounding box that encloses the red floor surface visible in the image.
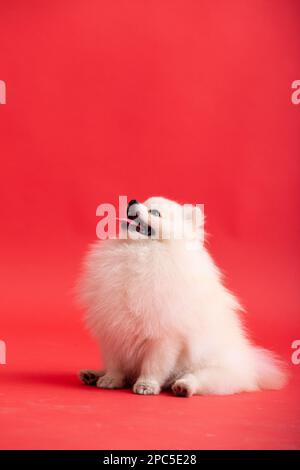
[0,247,299,450]
[1,330,300,450]
[1,329,300,450]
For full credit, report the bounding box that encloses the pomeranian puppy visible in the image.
[78,197,286,397]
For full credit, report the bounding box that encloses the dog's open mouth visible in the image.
[125,199,155,237]
[126,219,154,237]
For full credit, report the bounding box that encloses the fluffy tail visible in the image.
[253,347,288,390]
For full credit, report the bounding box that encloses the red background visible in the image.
[0,0,300,449]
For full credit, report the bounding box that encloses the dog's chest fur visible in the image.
[83,239,201,342]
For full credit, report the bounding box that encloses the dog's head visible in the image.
[125,197,204,243]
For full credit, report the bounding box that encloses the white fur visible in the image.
[78,197,287,396]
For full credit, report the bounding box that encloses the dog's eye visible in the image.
[149,209,161,217]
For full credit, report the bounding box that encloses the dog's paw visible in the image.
[96,373,124,389]
[133,380,160,395]
[172,379,193,397]
[79,369,103,386]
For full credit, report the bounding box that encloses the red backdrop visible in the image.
[0,0,299,450]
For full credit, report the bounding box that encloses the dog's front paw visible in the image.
[96,373,124,389]
[172,379,193,397]
[133,379,160,395]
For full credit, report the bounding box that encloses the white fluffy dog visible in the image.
[78,197,286,397]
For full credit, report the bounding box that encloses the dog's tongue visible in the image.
[122,219,140,230]
[120,219,135,229]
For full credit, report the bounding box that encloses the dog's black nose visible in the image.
[127,199,140,220]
